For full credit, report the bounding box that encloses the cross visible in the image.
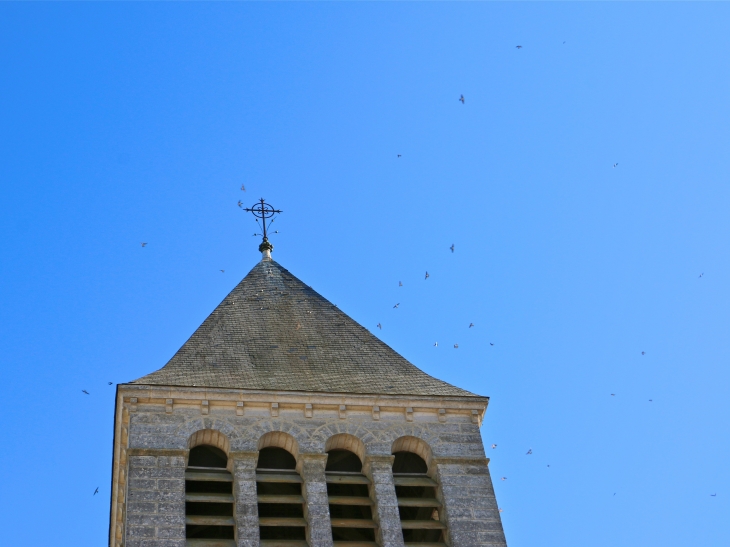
[244,198,282,250]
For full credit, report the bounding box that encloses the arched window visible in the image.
[256,447,307,545]
[185,445,235,545]
[325,449,377,546]
[392,451,446,546]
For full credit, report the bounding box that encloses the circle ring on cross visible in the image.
[248,203,277,219]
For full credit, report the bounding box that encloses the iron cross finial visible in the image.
[244,198,282,253]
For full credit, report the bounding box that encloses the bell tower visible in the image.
[109,202,507,547]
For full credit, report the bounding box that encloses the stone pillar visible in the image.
[231,452,260,547]
[125,449,187,547]
[433,458,507,547]
[363,455,405,547]
[298,453,333,547]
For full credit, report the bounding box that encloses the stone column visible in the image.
[125,449,187,547]
[230,451,261,547]
[298,453,334,547]
[433,458,507,547]
[363,455,405,547]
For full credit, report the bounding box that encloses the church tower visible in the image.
[109,202,507,547]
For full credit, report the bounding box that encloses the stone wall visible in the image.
[115,390,506,547]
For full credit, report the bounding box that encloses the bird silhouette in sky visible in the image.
[94,487,99,496]
[399,281,403,287]
[611,393,615,396]
[377,323,382,330]
[454,343,459,349]
[108,382,113,385]
[501,477,507,481]
[491,444,497,449]
[499,508,504,513]
[649,399,653,402]
[238,200,243,208]
[397,154,402,158]
[240,184,246,191]
[613,163,618,168]
[699,273,704,278]
[516,45,522,49]
[526,449,532,455]
[450,244,455,253]
[425,271,430,280]
[220,270,225,273]
[469,323,474,328]
[459,95,465,104]
[490,342,494,346]
[82,390,89,395]
[393,303,400,309]
[433,342,438,347]
[642,351,646,355]
[141,242,147,247]
[711,493,717,497]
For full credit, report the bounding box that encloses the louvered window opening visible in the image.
[256,447,308,547]
[185,445,236,547]
[325,449,377,547]
[392,452,446,547]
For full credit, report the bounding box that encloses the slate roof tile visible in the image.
[132,259,478,398]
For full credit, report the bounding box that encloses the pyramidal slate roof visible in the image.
[132,259,479,398]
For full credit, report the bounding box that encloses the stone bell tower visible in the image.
[109,201,507,547]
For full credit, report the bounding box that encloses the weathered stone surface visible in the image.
[120,403,507,547]
[232,453,260,547]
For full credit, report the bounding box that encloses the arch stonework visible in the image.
[187,429,231,455]
[391,435,434,469]
[257,430,300,459]
[324,433,366,462]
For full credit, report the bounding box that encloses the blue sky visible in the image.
[1,2,729,546]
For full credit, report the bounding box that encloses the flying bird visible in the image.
[649,399,653,402]
[498,508,504,513]
[434,342,438,347]
[459,95,465,104]
[490,342,494,346]
[220,270,225,273]
[563,41,566,44]
[699,273,704,278]
[425,271,430,280]
[377,323,382,330]
[491,444,497,449]
[469,323,474,328]
[141,242,147,247]
[611,393,615,396]
[613,163,618,168]
[93,487,99,496]
[547,464,550,467]
[454,343,459,349]
[450,244,455,253]
[82,390,89,395]
[240,184,246,191]
[393,303,400,309]
[397,154,402,158]
[108,382,113,385]
[526,449,532,455]
[516,45,522,49]
[501,477,507,481]
[399,281,403,287]
[641,351,646,355]
[711,493,717,497]
[237,200,243,207]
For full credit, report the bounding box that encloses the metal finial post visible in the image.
[243,198,282,256]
